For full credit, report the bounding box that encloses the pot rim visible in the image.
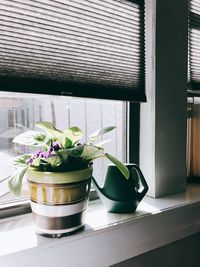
[25,167,93,184]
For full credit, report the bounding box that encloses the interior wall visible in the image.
[140,0,188,197]
[112,233,200,267]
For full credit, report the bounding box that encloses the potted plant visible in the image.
[8,121,129,237]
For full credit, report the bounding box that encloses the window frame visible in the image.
[139,0,188,198]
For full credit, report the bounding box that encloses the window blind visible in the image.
[0,0,145,101]
[189,0,200,93]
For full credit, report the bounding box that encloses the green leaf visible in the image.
[34,134,47,143]
[31,158,52,171]
[31,157,42,167]
[36,122,78,149]
[59,135,73,149]
[35,121,63,138]
[105,153,130,179]
[69,146,84,157]
[81,145,104,161]
[56,149,70,164]
[13,154,31,167]
[64,127,83,145]
[89,126,116,142]
[44,155,63,168]
[8,167,28,196]
[53,146,83,166]
[70,146,84,156]
[13,131,47,147]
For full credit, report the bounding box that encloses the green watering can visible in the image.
[92,164,148,213]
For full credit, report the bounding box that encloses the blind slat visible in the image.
[0,0,145,101]
[0,45,142,64]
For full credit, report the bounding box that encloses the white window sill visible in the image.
[0,183,200,267]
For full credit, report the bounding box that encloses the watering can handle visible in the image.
[131,165,148,201]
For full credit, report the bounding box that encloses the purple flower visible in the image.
[36,150,42,157]
[27,142,61,166]
[26,157,34,164]
[40,151,51,159]
[52,142,60,151]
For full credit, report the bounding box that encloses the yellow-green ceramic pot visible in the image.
[25,167,92,237]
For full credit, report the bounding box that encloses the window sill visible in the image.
[0,183,200,267]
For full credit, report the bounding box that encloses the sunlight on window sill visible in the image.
[0,224,37,256]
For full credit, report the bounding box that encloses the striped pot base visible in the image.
[30,199,88,237]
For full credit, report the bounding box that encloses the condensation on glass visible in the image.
[0,92,127,203]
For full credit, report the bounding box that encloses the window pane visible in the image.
[0,92,127,204]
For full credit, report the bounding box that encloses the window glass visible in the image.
[0,92,127,203]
